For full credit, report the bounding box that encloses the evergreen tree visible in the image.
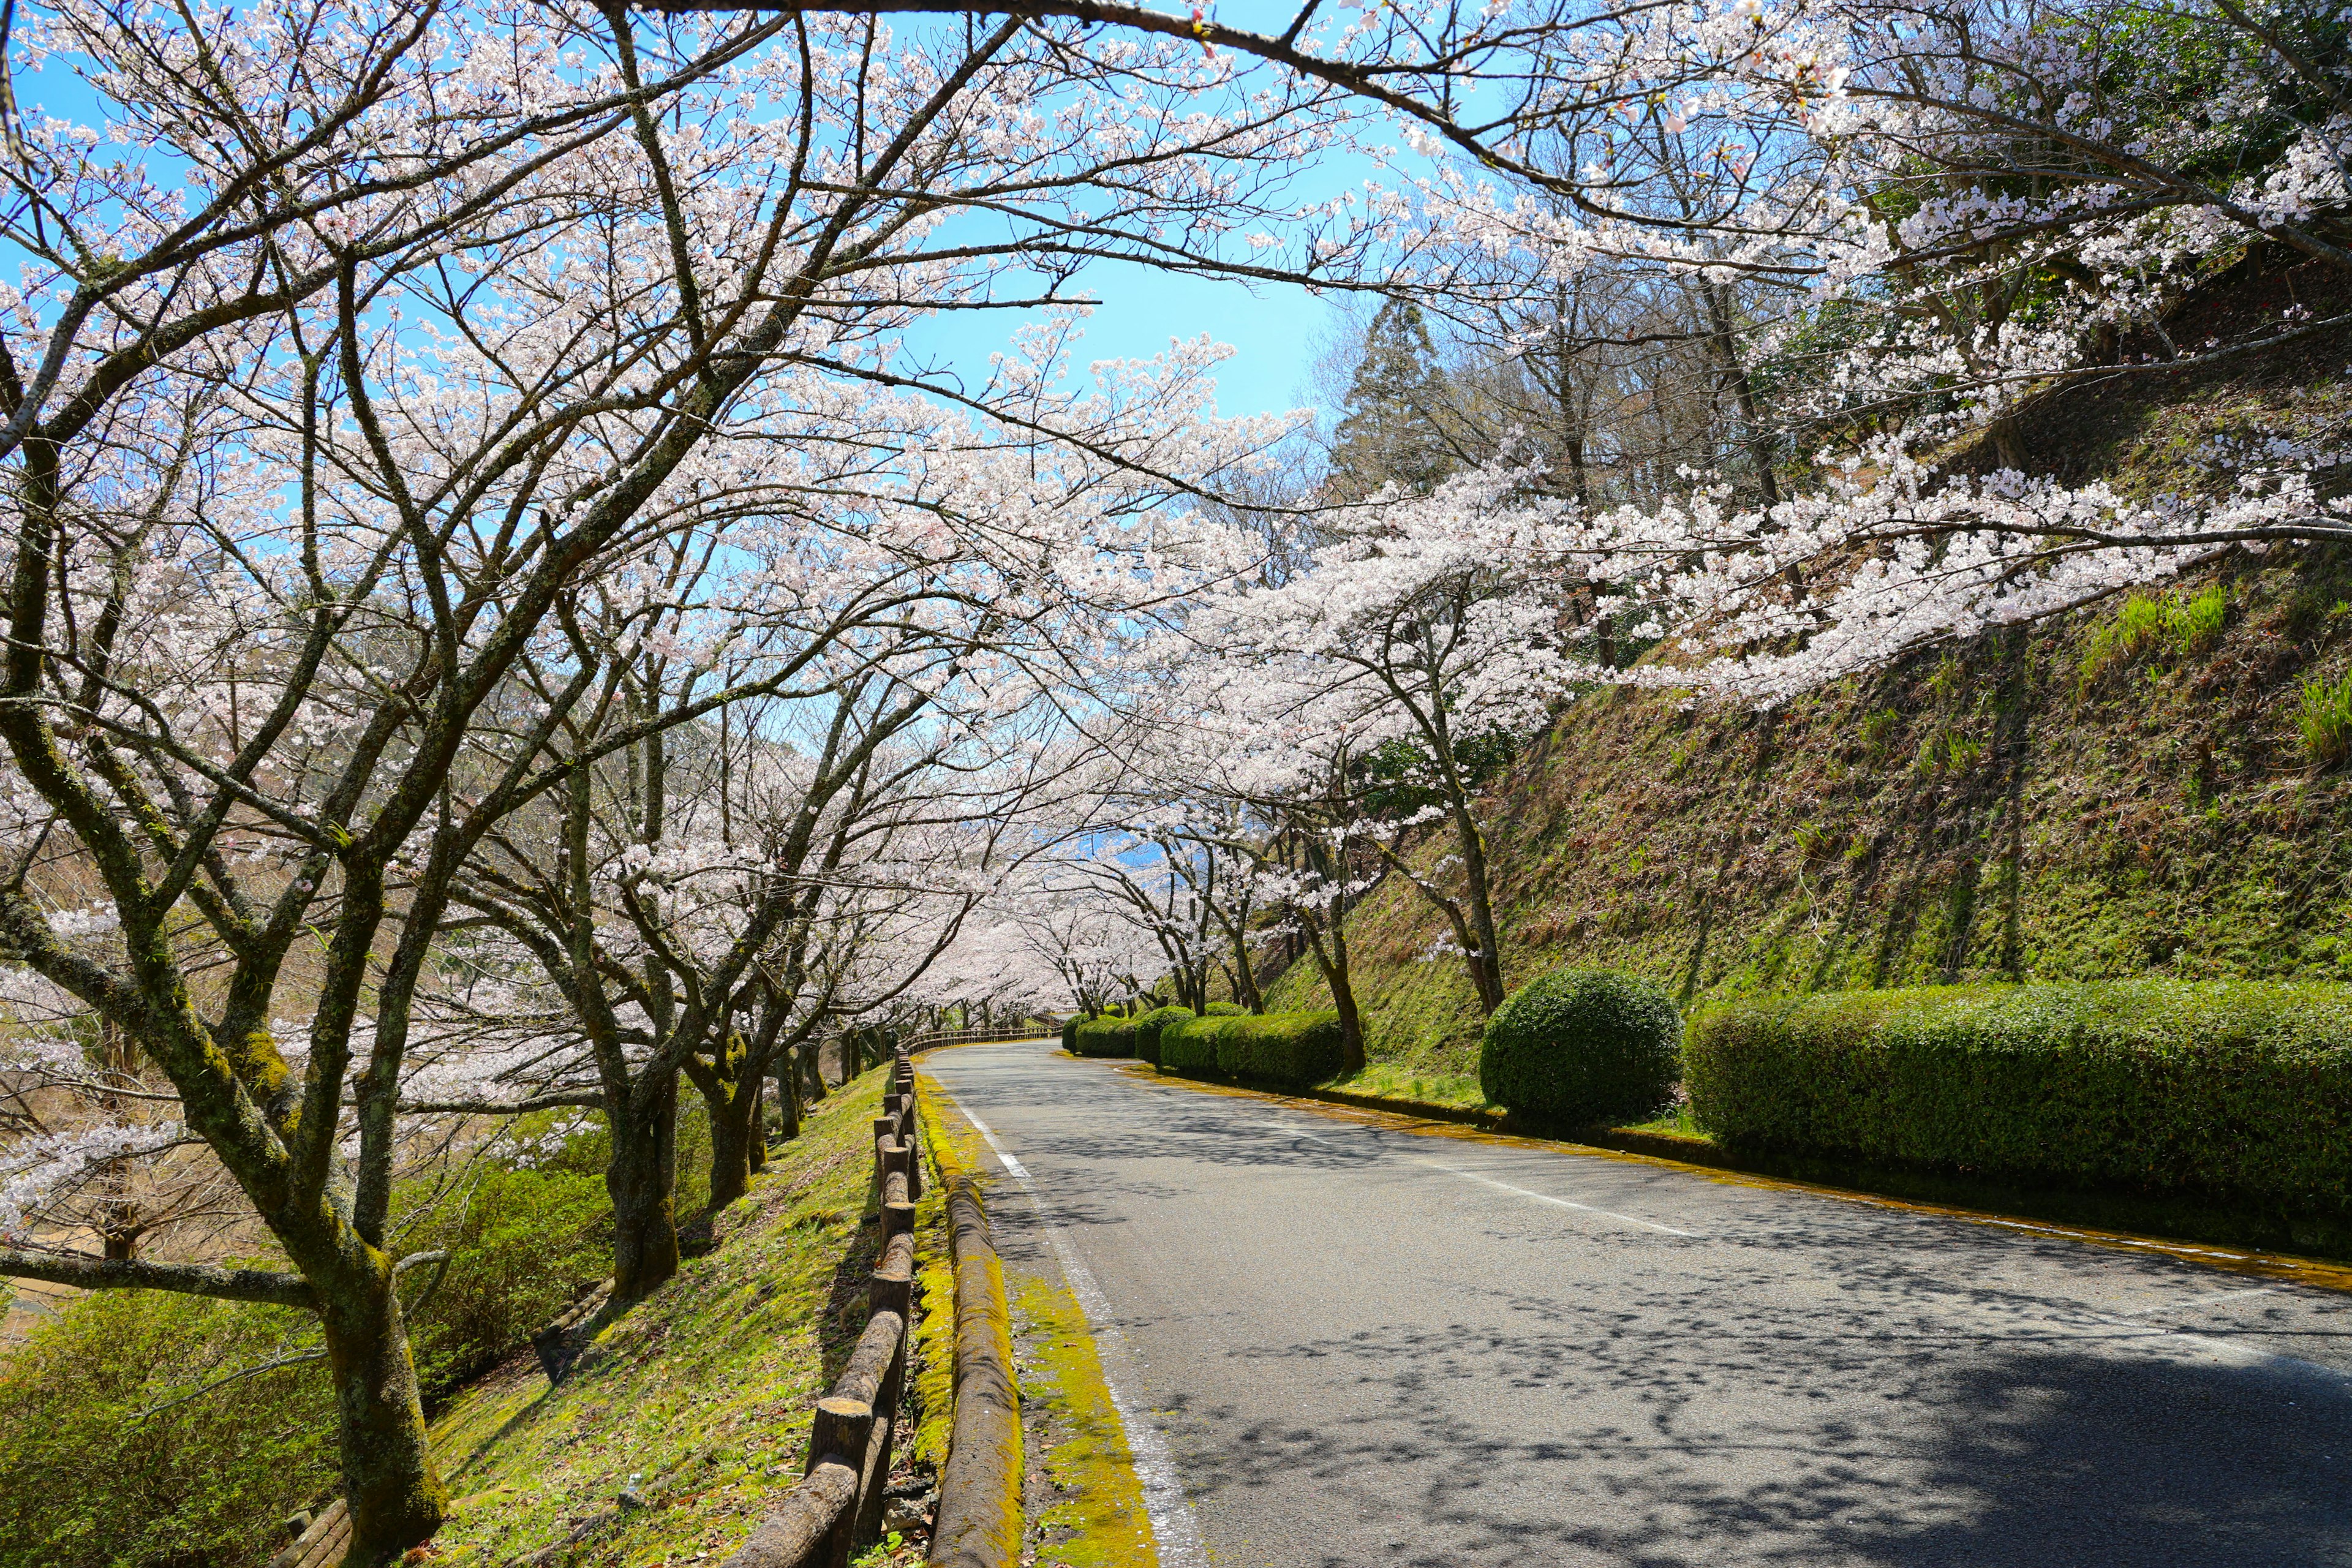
[1328,299,1458,500]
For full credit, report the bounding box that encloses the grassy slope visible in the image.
[423,1067,895,1568]
[1268,252,2352,1085]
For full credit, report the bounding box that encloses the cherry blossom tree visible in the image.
[1178,468,1599,1014]
[0,3,1341,1554]
[2,0,2342,1557]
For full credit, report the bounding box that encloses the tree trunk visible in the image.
[1227,924,1263,1012]
[703,1075,759,1212]
[802,1037,829,1104]
[607,1074,680,1302]
[1302,910,1366,1077]
[321,1272,448,1566]
[1700,276,1780,507]
[1452,805,1508,1014]
[774,1049,802,1143]
[688,1030,763,1212]
[746,1076,767,1177]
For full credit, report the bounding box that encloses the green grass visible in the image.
[423,1066,899,1568]
[2299,669,2352,767]
[1323,1061,1491,1111]
[1612,1107,1709,1140]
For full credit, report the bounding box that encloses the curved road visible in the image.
[925,1039,2352,1568]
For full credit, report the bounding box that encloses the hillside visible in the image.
[420,1068,907,1567]
[1267,255,2352,1084]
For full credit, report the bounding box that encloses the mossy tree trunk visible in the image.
[606,1074,682,1302]
[692,1030,762,1213]
[322,1268,448,1562]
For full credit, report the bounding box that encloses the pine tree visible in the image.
[1328,299,1457,500]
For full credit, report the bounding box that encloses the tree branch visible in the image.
[0,1248,316,1308]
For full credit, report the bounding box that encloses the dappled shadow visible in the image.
[933,1042,2352,1565]
[1155,1297,2352,1566]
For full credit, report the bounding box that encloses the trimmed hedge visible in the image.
[1219,1011,1344,1086]
[1130,1005,1203,1066]
[1158,1013,1237,1074]
[1072,1014,1142,1058]
[1686,981,2352,1212]
[1480,968,1682,1126]
[1058,1016,1080,1053]
[1159,1010,1344,1088]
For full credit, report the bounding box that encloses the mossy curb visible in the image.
[1009,1276,1160,1568]
[913,1076,1024,1568]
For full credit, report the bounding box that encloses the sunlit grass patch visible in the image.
[423,1068,894,1567]
[1326,1060,1491,1112]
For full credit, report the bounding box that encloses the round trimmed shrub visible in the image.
[1479,968,1681,1126]
[1058,1016,1080,1053]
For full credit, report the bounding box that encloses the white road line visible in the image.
[948,1093,1210,1568]
[1951,1290,2349,1386]
[1412,1158,1701,1237]
[1254,1120,1698,1238]
[2113,1286,2279,1317]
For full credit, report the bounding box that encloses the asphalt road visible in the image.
[923,1039,2352,1568]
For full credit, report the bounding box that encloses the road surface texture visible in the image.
[922,1039,2352,1568]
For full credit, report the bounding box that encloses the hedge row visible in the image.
[1686,981,2352,1212]
[1156,1012,1228,1074]
[1137,1005,1234,1066]
[1069,1004,1242,1061]
[1072,1013,1142,1057]
[1158,1011,1345,1088]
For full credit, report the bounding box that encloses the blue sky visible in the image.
[19,12,1353,425]
[905,260,1332,420]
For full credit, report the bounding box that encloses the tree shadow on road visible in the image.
[1159,1314,2352,1567]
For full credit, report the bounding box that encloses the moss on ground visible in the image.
[420,1066,895,1567]
[1322,1060,1490,1112]
[918,1061,1159,1567]
[1010,1277,1158,1568]
[910,1073,974,1474]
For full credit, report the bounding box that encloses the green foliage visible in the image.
[0,1292,337,1568]
[1157,1013,1237,1074]
[2298,669,2352,767]
[1058,1016,1080,1052]
[1128,1005,1199,1067]
[0,1115,617,1568]
[2081,584,2231,683]
[1327,298,1455,500]
[1215,1012,1345,1086]
[2080,592,2171,679]
[399,1160,612,1402]
[1072,1014,1141,1058]
[1355,730,1521,820]
[1858,707,1902,758]
[2172,582,2230,653]
[1478,968,1682,1126]
[1686,981,2352,1210]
